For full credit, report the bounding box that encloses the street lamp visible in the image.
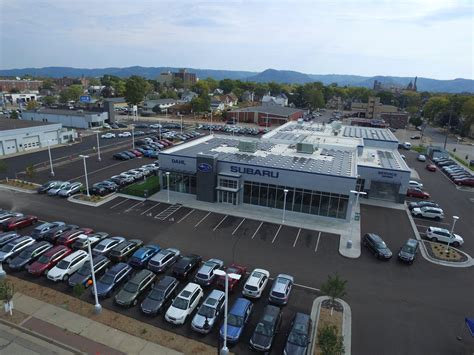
[93,131,101,162]
[349,189,367,248]
[213,269,241,355]
[282,189,289,223]
[180,114,183,134]
[446,216,460,254]
[80,235,101,314]
[80,155,90,197]
[210,111,213,135]
[131,126,135,149]
[158,125,162,141]
[166,172,170,203]
[47,139,55,177]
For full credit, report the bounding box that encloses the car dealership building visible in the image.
[158,122,410,221]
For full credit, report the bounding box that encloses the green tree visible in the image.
[219,79,235,94]
[26,100,39,110]
[125,76,151,105]
[304,88,325,110]
[10,111,19,119]
[410,115,423,127]
[423,96,449,121]
[72,283,86,298]
[160,90,178,100]
[321,273,347,308]
[268,81,283,95]
[68,85,84,101]
[191,95,211,112]
[0,160,7,178]
[40,79,54,90]
[9,88,20,94]
[88,77,101,86]
[25,164,36,180]
[191,81,210,96]
[461,97,474,136]
[318,324,345,355]
[43,95,56,106]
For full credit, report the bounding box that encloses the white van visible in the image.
[403,142,412,150]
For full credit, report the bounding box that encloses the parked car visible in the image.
[109,175,130,186]
[71,232,109,250]
[8,241,53,271]
[118,132,131,138]
[122,151,136,159]
[426,164,437,172]
[250,304,282,352]
[453,177,474,186]
[148,247,180,272]
[58,182,83,197]
[2,215,38,231]
[194,258,224,286]
[129,244,161,268]
[408,180,423,189]
[411,206,444,220]
[109,239,143,262]
[113,152,130,161]
[31,221,65,240]
[284,312,312,355]
[95,181,118,193]
[43,224,78,243]
[140,275,179,316]
[89,184,109,196]
[101,133,116,139]
[93,262,133,298]
[406,187,430,199]
[0,232,21,247]
[191,289,225,334]
[408,201,439,211]
[219,297,253,344]
[47,250,89,282]
[269,274,294,305]
[165,282,204,325]
[37,181,63,194]
[92,236,126,256]
[115,269,156,307]
[363,233,392,260]
[68,255,110,288]
[216,264,247,292]
[0,236,35,262]
[172,254,202,279]
[417,154,426,162]
[426,227,464,247]
[0,211,23,223]
[57,228,94,246]
[47,182,71,196]
[27,245,72,276]
[398,239,419,264]
[242,268,270,299]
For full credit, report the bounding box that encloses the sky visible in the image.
[0,0,472,80]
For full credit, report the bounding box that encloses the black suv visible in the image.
[8,241,53,271]
[398,238,419,264]
[172,254,202,279]
[109,239,143,262]
[140,276,179,315]
[43,224,78,243]
[363,233,392,260]
[250,304,282,352]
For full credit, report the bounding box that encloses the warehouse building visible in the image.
[158,122,410,221]
[22,108,108,129]
[0,119,76,156]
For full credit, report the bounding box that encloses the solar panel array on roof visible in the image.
[377,150,400,169]
[342,126,396,141]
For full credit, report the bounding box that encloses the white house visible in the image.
[141,99,177,115]
[262,93,288,107]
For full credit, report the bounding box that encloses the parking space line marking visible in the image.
[125,201,144,212]
[177,209,195,224]
[195,212,211,228]
[272,225,282,244]
[413,219,450,227]
[140,203,160,215]
[294,282,320,292]
[251,221,263,239]
[293,228,301,247]
[213,215,228,231]
[110,199,129,209]
[314,231,322,253]
[232,218,245,236]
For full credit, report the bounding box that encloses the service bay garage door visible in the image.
[370,181,400,202]
[22,136,40,151]
[2,139,18,155]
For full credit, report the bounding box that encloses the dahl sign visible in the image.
[230,166,279,178]
[198,163,212,173]
[172,159,185,165]
[378,171,397,179]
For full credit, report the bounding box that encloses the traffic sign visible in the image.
[80,95,91,103]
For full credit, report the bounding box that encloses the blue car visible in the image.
[92,262,132,298]
[129,244,161,268]
[220,297,253,344]
[144,150,159,158]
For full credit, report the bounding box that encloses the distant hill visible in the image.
[0,66,472,93]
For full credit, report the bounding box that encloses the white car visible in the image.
[103,123,111,129]
[242,268,270,299]
[426,227,463,247]
[165,282,203,325]
[47,250,89,282]
[101,133,116,139]
[411,207,444,220]
[0,212,23,223]
[417,154,427,162]
[127,169,144,179]
[409,180,423,189]
[92,236,126,255]
[118,132,132,138]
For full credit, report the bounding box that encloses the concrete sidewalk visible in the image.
[9,293,182,355]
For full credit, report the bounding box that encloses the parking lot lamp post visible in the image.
[446,216,459,254]
[213,270,241,355]
[166,172,170,203]
[80,155,90,197]
[282,189,289,223]
[132,126,135,149]
[159,126,162,141]
[349,190,367,248]
[94,131,101,162]
[47,140,55,177]
[210,111,213,135]
[180,114,183,134]
[85,236,101,314]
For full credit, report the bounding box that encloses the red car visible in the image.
[453,177,474,186]
[1,215,38,231]
[426,164,436,172]
[27,245,71,276]
[162,139,173,146]
[129,150,143,157]
[215,264,247,292]
[406,188,430,199]
[56,228,94,246]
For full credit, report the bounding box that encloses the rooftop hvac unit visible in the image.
[238,140,258,153]
[296,142,314,154]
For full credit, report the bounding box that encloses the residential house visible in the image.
[262,93,288,107]
[210,98,225,112]
[180,90,198,103]
[242,91,255,102]
[141,99,177,115]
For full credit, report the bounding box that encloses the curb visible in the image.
[115,193,146,201]
[0,184,38,194]
[405,206,473,268]
[67,193,118,207]
[0,317,83,354]
[310,296,351,355]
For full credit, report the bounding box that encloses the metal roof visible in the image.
[230,105,305,117]
[342,126,397,141]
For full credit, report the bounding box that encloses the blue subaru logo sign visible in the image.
[198,163,212,173]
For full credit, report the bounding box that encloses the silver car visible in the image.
[148,248,180,273]
[58,182,83,197]
[191,289,225,334]
[47,182,71,196]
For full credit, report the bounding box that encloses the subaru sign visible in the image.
[198,163,213,173]
[79,95,91,103]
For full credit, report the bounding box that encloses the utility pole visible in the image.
[443,105,453,150]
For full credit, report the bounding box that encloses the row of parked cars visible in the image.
[37,181,84,197]
[0,211,310,353]
[432,157,474,186]
[196,124,268,136]
[363,233,421,263]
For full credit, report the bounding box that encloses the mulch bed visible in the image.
[423,241,468,262]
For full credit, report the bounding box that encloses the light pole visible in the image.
[446,216,459,253]
[166,172,170,203]
[83,235,101,314]
[47,140,55,177]
[213,269,241,355]
[93,131,101,162]
[282,189,289,223]
[180,114,183,134]
[210,111,213,135]
[132,126,135,149]
[349,189,367,248]
[159,125,162,141]
[80,155,90,197]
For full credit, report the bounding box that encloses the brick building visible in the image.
[0,79,43,92]
[227,105,305,126]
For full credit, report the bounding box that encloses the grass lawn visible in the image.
[121,175,160,198]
